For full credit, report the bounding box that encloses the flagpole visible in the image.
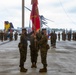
[22,0,25,28]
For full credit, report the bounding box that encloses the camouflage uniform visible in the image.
[72,32,75,40]
[39,32,48,72]
[50,32,54,46]
[30,34,38,68]
[52,31,57,47]
[73,32,76,41]
[62,31,66,41]
[18,28,28,72]
[67,32,71,41]
[9,32,13,41]
[14,32,18,41]
[50,31,57,47]
[36,31,42,50]
[4,32,7,41]
[0,31,4,42]
[58,32,60,41]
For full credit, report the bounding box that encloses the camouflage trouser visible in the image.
[53,40,56,46]
[10,37,13,41]
[30,47,38,64]
[19,47,27,68]
[50,39,53,46]
[40,48,48,67]
[1,37,3,41]
[51,40,56,47]
[14,36,18,41]
[4,36,7,40]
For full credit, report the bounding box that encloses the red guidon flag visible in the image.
[30,0,40,32]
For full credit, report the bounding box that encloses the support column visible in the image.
[22,0,25,28]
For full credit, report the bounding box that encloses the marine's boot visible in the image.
[31,63,37,68]
[20,67,27,72]
[34,63,37,68]
[39,67,47,73]
[53,45,56,48]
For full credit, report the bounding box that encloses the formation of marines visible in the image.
[58,31,76,41]
[0,30,18,41]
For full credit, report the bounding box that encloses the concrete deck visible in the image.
[0,39,76,75]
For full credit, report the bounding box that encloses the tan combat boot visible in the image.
[20,67,27,72]
[39,67,47,73]
[31,63,37,68]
